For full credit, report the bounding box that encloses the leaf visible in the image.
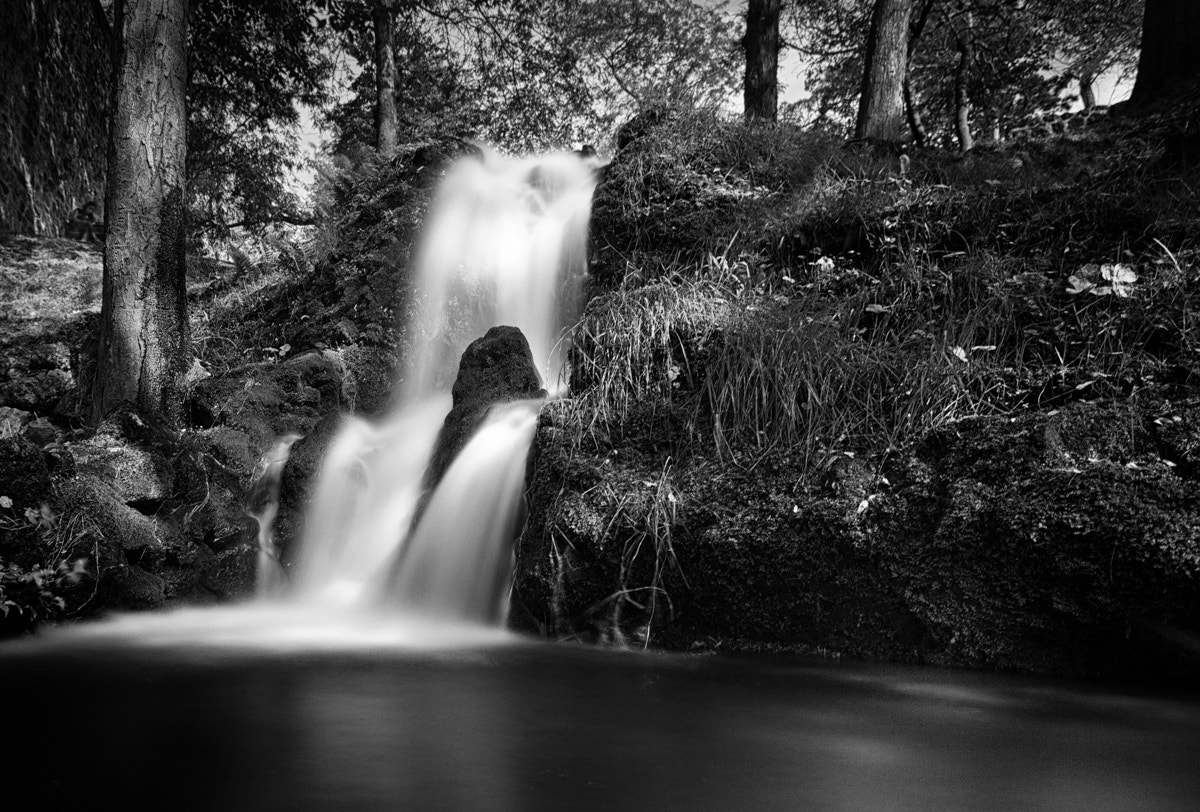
[950,346,968,363]
[864,303,890,314]
[1065,275,1092,295]
[1101,263,1136,297]
[0,496,11,509]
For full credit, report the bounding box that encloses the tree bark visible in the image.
[952,9,974,153]
[856,0,913,143]
[903,0,937,146]
[902,76,927,146]
[92,0,189,425]
[743,0,781,122]
[1129,0,1200,107]
[373,0,399,154]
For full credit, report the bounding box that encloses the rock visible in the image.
[22,416,59,446]
[186,351,348,447]
[0,435,52,513]
[276,413,341,563]
[71,440,175,506]
[114,564,166,608]
[425,325,546,491]
[0,406,32,438]
[517,400,1200,683]
[338,344,395,416]
[0,358,73,412]
[55,475,165,555]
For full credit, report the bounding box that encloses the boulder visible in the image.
[425,325,546,492]
[0,406,32,438]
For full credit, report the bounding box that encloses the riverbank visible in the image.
[1,100,1197,682]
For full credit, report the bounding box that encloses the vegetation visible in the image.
[0,0,1198,679]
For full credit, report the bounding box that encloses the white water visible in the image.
[19,145,596,650]
[246,432,302,598]
[282,146,597,626]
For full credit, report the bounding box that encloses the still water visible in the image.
[2,608,1198,811]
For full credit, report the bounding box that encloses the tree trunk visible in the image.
[856,0,913,143]
[743,0,781,122]
[952,10,974,153]
[1129,0,1200,107]
[903,75,927,147]
[903,0,937,146]
[1078,71,1097,110]
[92,0,189,425]
[373,0,399,154]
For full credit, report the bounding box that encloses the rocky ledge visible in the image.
[514,398,1200,684]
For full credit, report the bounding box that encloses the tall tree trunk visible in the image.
[743,0,781,121]
[952,9,974,153]
[373,0,398,154]
[1130,0,1200,107]
[856,0,913,143]
[92,0,189,425]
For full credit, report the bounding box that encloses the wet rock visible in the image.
[425,326,546,491]
[114,564,166,608]
[338,344,395,416]
[275,413,341,563]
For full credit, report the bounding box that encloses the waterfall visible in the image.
[282,146,597,626]
[245,432,303,598]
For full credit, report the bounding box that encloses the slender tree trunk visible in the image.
[1078,71,1097,110]
[903,0,937,146]
[903,77,926,146]
[952,10,974,153]
[373,0,399,154]
[856,0,913,143]
[743,0,781,121]
[92,0,189,425]
[1130,0,1200,107]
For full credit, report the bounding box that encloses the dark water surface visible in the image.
[2,611,1198,811]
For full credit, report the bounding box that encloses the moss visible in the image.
[519,399,1200,681]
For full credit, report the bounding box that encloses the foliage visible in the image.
[0,496,92,637]
[590,104,841,285]
[189,0,338,237]
[563,102,1200,478]
[787,0,1143,144]
[320,0,741,156]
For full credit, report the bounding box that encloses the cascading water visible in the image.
[244,432,303,598]
[283,146,598,626]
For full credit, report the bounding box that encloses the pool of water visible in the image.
[2,608,1198,811]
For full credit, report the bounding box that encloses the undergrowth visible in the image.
[563,100,1200,477]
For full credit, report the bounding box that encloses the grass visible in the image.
[561,100,1200,480]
